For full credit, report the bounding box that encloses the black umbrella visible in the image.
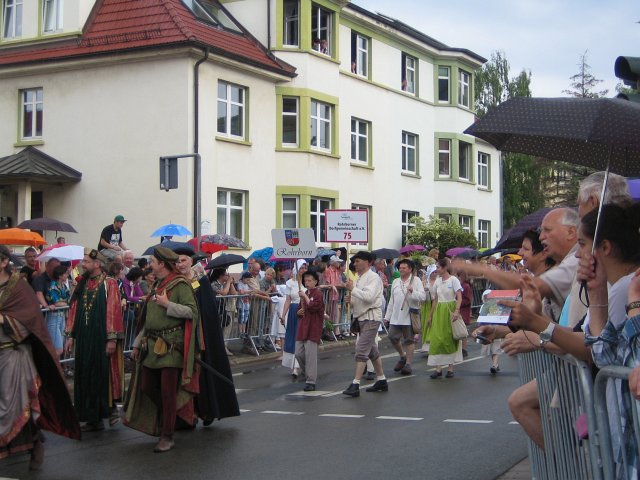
[205,253,246,270]
[17,217,77,233]
[494,207,554,250]
[143,240,194,256]
[200,234,248,249]
[371,248,400,260]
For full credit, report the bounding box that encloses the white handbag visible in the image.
[451,317,468,340]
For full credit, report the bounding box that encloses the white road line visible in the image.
[376,416,423,421]
[239,409,251,413]
[443,419,493,424]
[235,388,250,394]
[319,414,365,418]
[232,372,243,377]
[288,390,333,397]
[509,421,519,425]
[261,410,305,415]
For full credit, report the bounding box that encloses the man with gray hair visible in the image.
[577,171,630,217]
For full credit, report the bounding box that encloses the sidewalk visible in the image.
[496,457,530,480]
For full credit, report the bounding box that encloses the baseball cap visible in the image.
[114,215,126,222]
[329,255,344,264]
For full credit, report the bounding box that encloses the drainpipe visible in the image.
[193,48,209,242]
[267,0,271,49]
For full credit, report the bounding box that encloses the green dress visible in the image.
[427,276,463,366]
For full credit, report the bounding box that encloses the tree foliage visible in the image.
[562,50,609,98]
[405,216,477,254]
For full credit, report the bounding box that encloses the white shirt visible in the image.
[434,276,462,302]
[385,275,426,325]
[350,269,383,320]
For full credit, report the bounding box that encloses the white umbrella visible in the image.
[36,245,84,262]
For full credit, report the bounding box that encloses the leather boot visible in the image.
[342,383,360,397]
[154,435,175,453]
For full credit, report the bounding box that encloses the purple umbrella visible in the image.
[399,244,426,254]
[495,207,555,250]
[627,178,640,201]
[446,246,478,258]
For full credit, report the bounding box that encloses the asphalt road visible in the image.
[1,341,528,480]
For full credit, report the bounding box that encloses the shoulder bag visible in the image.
[451,316,468,340]
[401,275,422,334]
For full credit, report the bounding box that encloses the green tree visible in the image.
[562,50,609,98]
[474,51,545,228]
[405,216,477,254]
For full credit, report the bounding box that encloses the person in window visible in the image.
[312,37,321,52]
[320,38,328,54]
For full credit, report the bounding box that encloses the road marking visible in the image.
[444,419,493,424]
[376,416,423,421]
[261,410,304,415]
[235,388,250,394]
[319,414,365,418]
[239,409,251,413]
[288,390,333,397]
[509,421,519,425]
[232,372,244,377]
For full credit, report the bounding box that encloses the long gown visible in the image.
[427,276,463,366]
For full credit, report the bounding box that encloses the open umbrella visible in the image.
[627,178,640,201]
[446,246,479,258]
[205,253,246,270]
[143,240,195,256]
[399,244,425,255]
[151,223,192,237]
[17,217,77,233]
[198,234,248,249]
[187,238,229,254]
[494,207,555,250]
[36,244,84,262]
[0,228,46,246]
[372,248,400,260]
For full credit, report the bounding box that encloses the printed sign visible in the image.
[271,228,317,259]
[325,210,368,243]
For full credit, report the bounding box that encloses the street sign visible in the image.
[159,157,178,191]
[271,228,317,259]
[325,209,368,243]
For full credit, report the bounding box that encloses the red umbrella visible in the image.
[187,237,229,254]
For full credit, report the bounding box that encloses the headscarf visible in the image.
[292,259,308,278]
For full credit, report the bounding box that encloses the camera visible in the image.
[475,334,491,345]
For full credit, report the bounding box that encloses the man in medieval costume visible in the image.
[65,248,124,432]
[0,245,80,470]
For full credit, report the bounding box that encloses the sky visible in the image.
[351,0,639,97]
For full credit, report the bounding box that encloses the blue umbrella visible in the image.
[151,223,193,237]
[244,247,274,269]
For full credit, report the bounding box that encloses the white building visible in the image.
[0,0,501,255]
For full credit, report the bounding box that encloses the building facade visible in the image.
[0,0,501,254]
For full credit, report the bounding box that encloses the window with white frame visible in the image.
[401,210,419,242]
[478,219,490,248]
[478,152,490,188]
[438,139,451,177]
[310,99,331,151]
[350,32,368,76]
[310,197,332,242]
[282,97,298,146]
[459,215,472,233]
[311,3,331,55]
[459,141,471,181]
[217,81,245,139]
[401,53,416,93]
[3,0,22,38]
[458,69,470,108]
[282,196,298,228]
[402,131,418,174]
[43,0,63,32]
[351,118,369,163]
[283,0,299,46]
[21,88,43,140]
[217,189,245,240]
[438,66,450,103]
[351,203,370,245]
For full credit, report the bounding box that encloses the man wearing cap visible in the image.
[323,255,345,339]
[64,248,124,432]
[342,251,389,397]
[123,247,200,453]
[98,215,128,260]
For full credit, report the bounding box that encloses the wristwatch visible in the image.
[539,322,556,349]
[626,301,640,314]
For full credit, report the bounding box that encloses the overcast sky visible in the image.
[351,0,638,97]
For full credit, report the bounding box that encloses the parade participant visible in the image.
[98,215,128,260]
[0,245,80,470]
[281,259,307,377]
[343,251,388,397]
[172,246,239,426]
[64,248,124,432]
[384,259,426,375]
[295,270,325,391]
[124,247,200,453]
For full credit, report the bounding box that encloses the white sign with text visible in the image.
[271,228,317,259]
[325,209,369,243]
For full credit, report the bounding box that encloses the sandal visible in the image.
[445,371,454,378]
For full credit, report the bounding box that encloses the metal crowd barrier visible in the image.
[517,349,602,480]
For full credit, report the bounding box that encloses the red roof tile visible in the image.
[0,0,296,76]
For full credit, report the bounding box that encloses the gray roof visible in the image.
[0,146,82,183]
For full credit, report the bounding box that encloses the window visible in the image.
[350,32,368,76]
[401,210,419,242]
[21,88,43,140]
[478,152,490,188]
[283,0,299,46]
[310,99,331,151]
[458,69,470,108]
[3,0,22,38]
[351,118,369,163]
[438,214,452,223]
[182,0,241,32]
[401,53,416,93]
[401,131,418,174]
[438,139,451,177]
[282,97,298,146]
[438,66,449,103]
[311,4,331,55]
[478,220,490,249]
[351,204,371,245]
[310,197,332,242]
[43,0,63,32]
[459,215,472,233]
[217,189,245,239]
[217,81,245,139]
[459,141,471,181]
[282,196,298,228]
